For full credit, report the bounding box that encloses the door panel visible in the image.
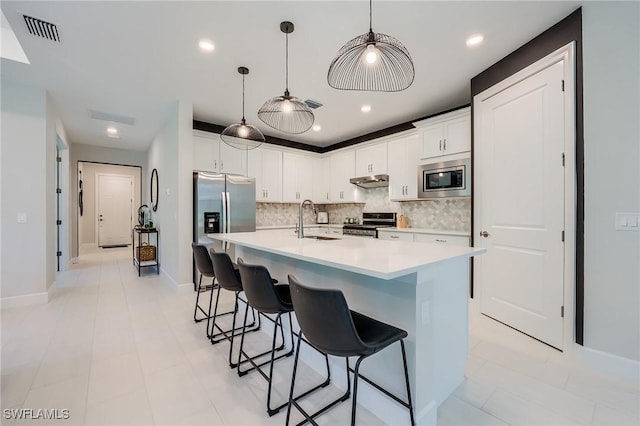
[226,174,256,232]
[476,60,565,349]
[98,175,132,246]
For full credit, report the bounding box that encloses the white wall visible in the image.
[1,79,52,300]
[69,143,147,258]
[146,100,193,287]
[582,2,640,361]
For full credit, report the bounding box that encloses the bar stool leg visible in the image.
[400,340,416,426]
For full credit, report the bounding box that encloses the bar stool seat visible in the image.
[286,275,415,426]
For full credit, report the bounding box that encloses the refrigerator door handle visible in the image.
[221,191,227,233]
[225,191,231,232]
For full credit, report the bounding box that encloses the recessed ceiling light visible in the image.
[312,124,322,132]
[466,34,484,47]
[107,126,118,135]
[361,105,372,113]
[198,39,215,52]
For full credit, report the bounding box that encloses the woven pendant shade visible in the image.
[220,67,265,150]
[220,121,265,150]
[258,92,314,134]
[327,0,414,92]
[258,21,314,134]
[328,31,414,92]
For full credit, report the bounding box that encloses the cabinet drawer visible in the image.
[414,233,469,246]
[378,231,414,242]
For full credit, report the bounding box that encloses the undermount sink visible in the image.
[303,235,341,241]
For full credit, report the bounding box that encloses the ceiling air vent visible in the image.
[88,109,136,126]
[23,14,60,42]
[304,99,323,109]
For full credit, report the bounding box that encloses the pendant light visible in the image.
[258,21,314,134]
[220,67,265,150]
[327,0,414,92]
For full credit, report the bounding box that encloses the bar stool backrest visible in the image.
[288,274,366,357]
[210,251,243,292]
[236,258,286,314]
[192,243,214,277]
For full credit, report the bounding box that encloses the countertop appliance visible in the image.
[316,211,329,224]
[193,172,256,286]
[418,158,471,199]
[343,212,397,238]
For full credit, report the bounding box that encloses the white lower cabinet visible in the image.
[378,230,470,247]
[378,231,414,241]
[414,233,469,246]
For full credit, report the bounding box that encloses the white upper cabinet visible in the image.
[355,143,388,176]
[219,140,247,175]
[193,131,247,175]
[388,134,419,201]
[328,150,360,203]
[193,133,221,172]
[282,152,314,203]
[248,147,282,202]
[415,107,471,159]
[313,156,330,203]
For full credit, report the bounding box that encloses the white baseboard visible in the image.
[572,344,640,382]
[1,290,49,309]
[177,282,194,294]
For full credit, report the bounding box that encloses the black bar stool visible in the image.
[235,258,331,416]
[209,251,269,368]
[191,243,216,324]
[286,275,415,426]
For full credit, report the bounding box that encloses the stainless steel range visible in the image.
[342,212,397,238]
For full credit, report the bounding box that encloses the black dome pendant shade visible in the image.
[258,21,314,134]
[327,0,414,92]
[221,67,265,150]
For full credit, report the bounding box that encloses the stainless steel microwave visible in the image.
[418,158,471,199]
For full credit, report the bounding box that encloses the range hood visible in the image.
[349,174,389,188]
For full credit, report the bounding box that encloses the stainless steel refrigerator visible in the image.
[192,172,256,287]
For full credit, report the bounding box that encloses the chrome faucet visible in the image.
[298,199,316,239]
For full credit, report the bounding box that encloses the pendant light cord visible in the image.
[241,73,246,122]
[285,31,289,96]
[369,0,373,32]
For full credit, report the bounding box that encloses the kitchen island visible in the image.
[210,232,485,426]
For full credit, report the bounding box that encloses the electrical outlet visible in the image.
[615,213,640,231]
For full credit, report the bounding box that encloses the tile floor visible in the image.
[1,246,638,425]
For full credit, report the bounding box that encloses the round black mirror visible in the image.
[150,168,159,212]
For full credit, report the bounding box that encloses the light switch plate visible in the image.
[17,213,27,224]
[615,213,640,231]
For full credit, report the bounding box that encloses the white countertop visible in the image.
[210,232,484,280]
[378,227,471,237]
[256,224,343,230]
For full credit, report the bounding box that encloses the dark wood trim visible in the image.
[193,120,324,153]
[323,104,470,153]
[194,104,470,155]
[469,7,584,345]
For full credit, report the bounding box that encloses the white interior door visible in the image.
[475,60,565,349]
[98,174,133,247]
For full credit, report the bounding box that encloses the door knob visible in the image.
[480,231,490,238]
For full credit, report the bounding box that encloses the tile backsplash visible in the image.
[257,187,470,231]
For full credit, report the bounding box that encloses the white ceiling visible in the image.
[0,1,579,150]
